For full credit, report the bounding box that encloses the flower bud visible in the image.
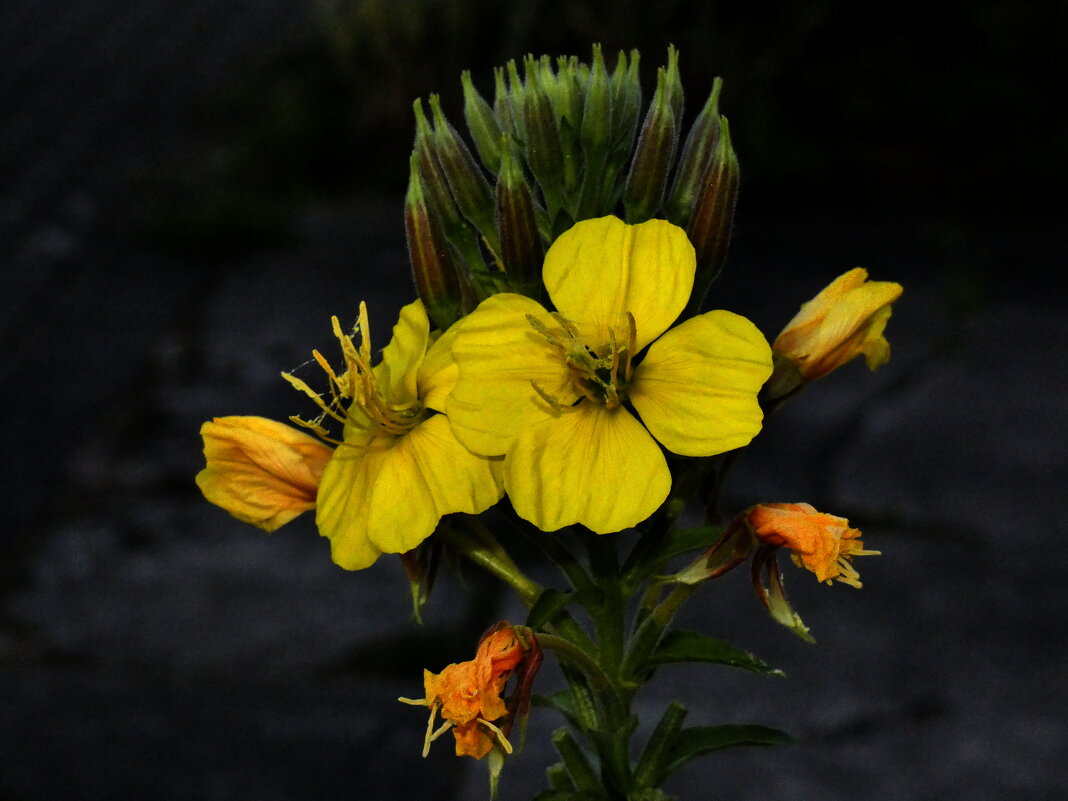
[521,55,567,221]
[413,98,488,277]
[429,94,500,253]
[196,416,332,531]
[405,154,464,329]
[684,116,739,316]
[772,268,903,381]
[665,77,722,228]
[622,67,677,223]
[610,49,642,156]
[496,140,545,299]
[461,70,503,174]
[575,44,613,217]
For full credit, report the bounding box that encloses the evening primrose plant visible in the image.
[197,45,902,800]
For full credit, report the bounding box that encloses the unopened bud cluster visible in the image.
[404,45,740,329]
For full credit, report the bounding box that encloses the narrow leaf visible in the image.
[665,724,791,776]
[527,588,575,630]
[648,630,784,676]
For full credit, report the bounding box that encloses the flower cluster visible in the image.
[194,46,905,798]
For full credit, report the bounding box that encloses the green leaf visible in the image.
[664,724,791,777]
[532,691,583,730]
[648,630,784,676]
[660,525,721,562]
[527,588,575,630]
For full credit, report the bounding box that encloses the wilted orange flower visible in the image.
[196,416,333,531]
[400,623,533,759]
[747,502,879,588]
[773,267,902,380]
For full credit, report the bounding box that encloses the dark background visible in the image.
[2,1,1065,799]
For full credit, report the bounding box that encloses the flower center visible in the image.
[283,302,427,443]
[527,311,637,410]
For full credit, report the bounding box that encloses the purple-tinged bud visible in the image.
[461,70,503,174]
[665,77,723,228]
[405,154,463,330]
[429,94,499,254]
[684,116,740,316]
[496,141,545,299]
[622,67,677,223]
[412,98,487,280]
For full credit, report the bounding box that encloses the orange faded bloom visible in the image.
[747,502,879,588]
[400,623,532,760]
[773,267,902,380]
[196,416,333,531]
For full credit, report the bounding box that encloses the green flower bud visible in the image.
[412,98,486,278]
[684,116,740,316]
[610,49,642,154]
[404,155,463,329]
[521,55,567,222]
[496,140,545,299]
[622,67,677,223]
[665,77,723,229]
[429,94,499,254]
[663,44,684,129]
[461,70,503,174]
[575,44,614,218]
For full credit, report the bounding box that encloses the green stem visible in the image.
[443,521,542,606]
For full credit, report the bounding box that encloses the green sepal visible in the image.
[647,630,784,676]
[663,724,791,778]
[487,746,506,800]
[527,588,576,630]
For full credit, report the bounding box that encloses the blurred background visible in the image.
[1,1,1065,799]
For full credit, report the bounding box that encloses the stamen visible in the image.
[530,380,564,412]
[477,718,514,755]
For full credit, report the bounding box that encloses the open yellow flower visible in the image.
[196,416,333,531]
[773,267,903,380]
[448,216,773,534]
[747,502,879,588]
[288,299,503,570]
[400,622,531,760]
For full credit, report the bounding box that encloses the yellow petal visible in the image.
[503,405,670,534]
[448,293,580,456]
[315,435,385,570]
[196,416,332,531]
[629,310,772,457]
[375,299,430,404]
[418,323,460,413]
[315,416,502,571]
[543,216,695,351]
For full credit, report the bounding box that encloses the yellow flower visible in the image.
[746,502,879,588]
[773,267,903,380]
[196,416,332,531]
[289,299,503,570]
[448,216,773,534]
[400,622,531,760]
